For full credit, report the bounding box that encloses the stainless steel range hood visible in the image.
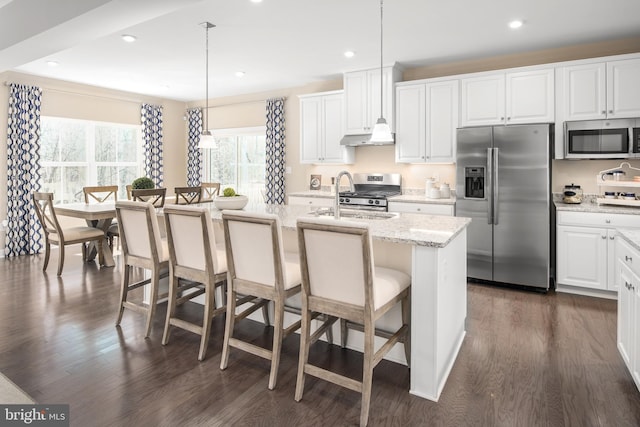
[340,133,395,146]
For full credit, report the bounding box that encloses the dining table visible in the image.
[54,202,117,267]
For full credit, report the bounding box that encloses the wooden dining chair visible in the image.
[115,200,169,337]
[32,192,106,276]
[82,185,120,247]
[131,188,166,208]
[174,186,203,205]
[82,185,118,204]
[220,210,303,390]
[295,217,411,427]
[125,185,132,200]
[161,205,227,360]
[200,182,221,201]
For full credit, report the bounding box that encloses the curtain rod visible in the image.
[4,81,163,106]
[194,96,288,110]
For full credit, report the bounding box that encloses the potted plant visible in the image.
[214,187,248,210]
[131,176,154,190]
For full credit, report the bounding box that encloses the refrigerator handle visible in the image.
[487,147,493,224]
[493,147,499,225]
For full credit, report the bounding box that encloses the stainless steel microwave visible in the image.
[564,118,640,159]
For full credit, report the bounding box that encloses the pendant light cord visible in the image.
[379,0,384,119]
[201,21,215,135]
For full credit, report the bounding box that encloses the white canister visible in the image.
[439,183,451,199]
[425,178,436,196]
[429,188,441,199]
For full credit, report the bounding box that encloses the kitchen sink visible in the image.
[308,207,398,220]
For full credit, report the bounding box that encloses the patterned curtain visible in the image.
[6,84,43,257]
[141,103,164,187]
[265,98,286,204]
[186,108,203,186]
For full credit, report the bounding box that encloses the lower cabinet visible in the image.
[556,211,639,294]
[616,237,640,391]
[388,201,454,216]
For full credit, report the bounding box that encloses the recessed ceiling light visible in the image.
[121,34,137,43]
[250,0,263,3]
[344,50,355,58]
[46,60,59,67]
[508,20,523,29]
[235,71,246,78]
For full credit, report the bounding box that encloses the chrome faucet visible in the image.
[334,170,354,219]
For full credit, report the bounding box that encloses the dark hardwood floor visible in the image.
[1,248,639,426]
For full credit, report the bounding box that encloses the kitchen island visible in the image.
[192,202,470,402]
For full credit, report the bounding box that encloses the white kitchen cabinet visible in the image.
[344,65,400,135]
[395,79,458,163]
[559,58,640,121]
[299,91,354,164]
[556,224,608,290]
[388,201,454,216]
[460,68,554,127]
[556,211,640,296]
[287,195,333,207]
[616,237,640,391]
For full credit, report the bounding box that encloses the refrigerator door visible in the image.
[492,125,550,289]
[455,127,493,281]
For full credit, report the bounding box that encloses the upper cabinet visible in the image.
[395,79,459,163]
[460,68,554,127]
[344,65,401,135]
[299,90,354,164]
[559,58,640,121]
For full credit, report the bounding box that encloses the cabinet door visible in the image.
[395,84,426,162]
[506,69,554,124]
[618,260,634,368]
[367,67,395,132]
[607,229,619,291]
[607,58,640,118]
[634,283,640,388]
[321,93,348,163]
[299,96,322,163]
[344,71,368,135]
[556,225,607,289]
[427,80,458,162]
[562,63,607,121]
[460,74,505,127]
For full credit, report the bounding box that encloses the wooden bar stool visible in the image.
[295,217,411,427]
[219,210,303,390]
[161,205,227,360]
[174,186,203,205]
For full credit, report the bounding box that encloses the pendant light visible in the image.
[198,21,216,149]
[369,0,394,144]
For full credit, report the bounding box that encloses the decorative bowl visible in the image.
[213,195,248,210]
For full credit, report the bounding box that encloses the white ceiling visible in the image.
[2,0,640,102]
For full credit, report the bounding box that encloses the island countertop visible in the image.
[195,203,470,248]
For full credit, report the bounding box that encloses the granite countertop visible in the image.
[200,202,470,248]
[554,200,640,215]
[288,191,457,205]
[617,229,640,252]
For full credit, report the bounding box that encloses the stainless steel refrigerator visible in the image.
[455,124,552,290]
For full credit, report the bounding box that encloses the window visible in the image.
[201,126,266,202]
[40,117,143,203]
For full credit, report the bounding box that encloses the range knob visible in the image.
[345,198,350,203]
[368,199,374,204]
[339,198,344,203]
[374,200,380,205]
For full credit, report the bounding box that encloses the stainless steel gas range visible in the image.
[339,173,401,212]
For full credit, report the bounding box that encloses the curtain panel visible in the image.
[141,103,164,187]
[6,83,43,257]
[186,108,203,186]
[265,98,286,204]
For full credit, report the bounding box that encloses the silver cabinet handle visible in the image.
[602,110,606,115]
[601,235,606,239]
[610,236,615,240]
[626,255,633,262]
[609,110,613,114]
[606,219,611,224]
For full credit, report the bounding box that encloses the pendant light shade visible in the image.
[370,0,394,144]
[198,21,216,149]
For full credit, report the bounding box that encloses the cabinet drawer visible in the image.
[557,211,640,228]
[388,202,454,216]
[288,196,333,207]
[617,237,640,278]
